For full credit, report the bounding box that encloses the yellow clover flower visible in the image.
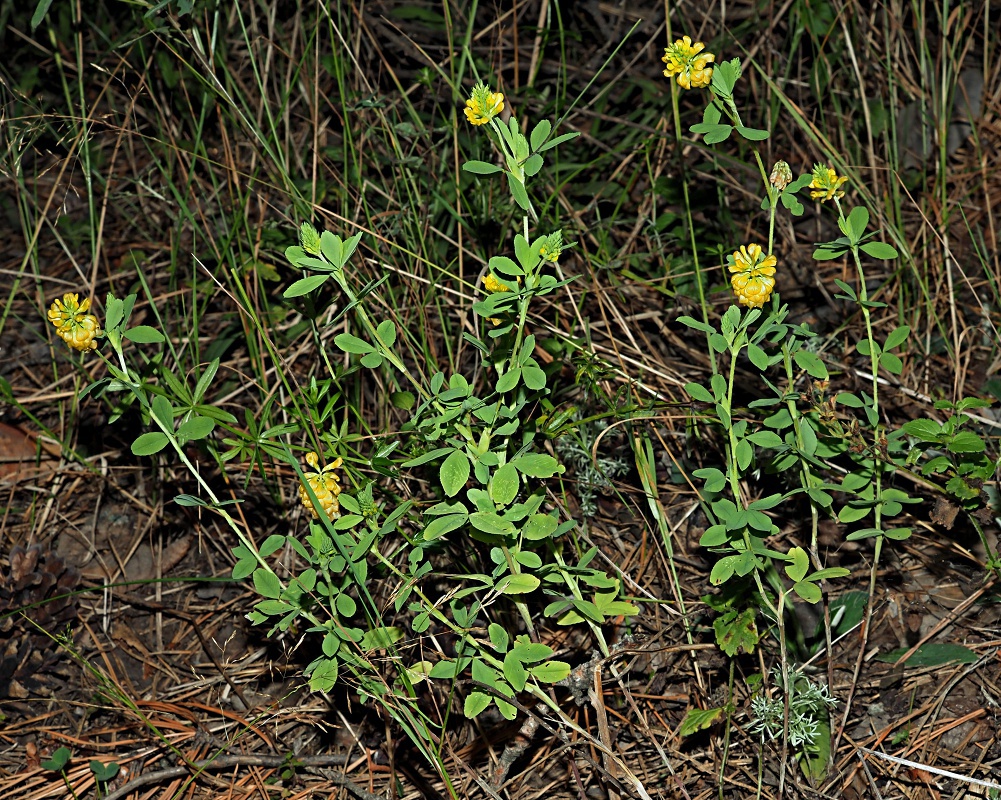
[482,273,512,293]
[809,164,848,202]
[47,293,102,352]
[538,230,565,264]
[464,83,504,126]
[299,451,343,520]
[728,244,777,308]
[662,36,715,90]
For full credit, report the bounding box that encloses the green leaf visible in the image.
[422,512,468,544]
[522,513,558,540]
[884,325,911,351]
[736,439,753,471]
[690,122,733,144]
[497,573,540,594]
[232,555,257,581]
[524,153,544,177]
[376,319,397,348]
[259,534,286,558]
[124,325,165,344]
[677,315,715,334]
[793,350,829,379]
[530,119,552,151]
[42,747,72,772]
[469,512,516,535]
[464,691,492,718]
[490,462,519,506]
[496,368,521,393]
[699,525,727,547]
[336,592,358,617]
[947,431,986,453]
[746,431,784,448]
[793,581,822,603]
[254,599,294,615]
[511,641,553,662]
[810,567,850,581]
[836,392,865,408]
[693,467,726,493]
[90,761,120,782]
[463,160,503,175]
[253,568,282,599]
[177,415,215,442]
[748,493,784,511]
[833,279,857,300]
[360,626,403,651]
[845,526,882,541]
[151,394,173,428]
[800,717,832,781]
[284,274,330,297]
[747,342,769,370]
[813,244,849,260]
[334,333,375,354]
[877,643,978,666]
[174,494,208,507]
[710,555,739,586]
[685,382,714,403]
[736,125,769,141]
[537,131,580,152]
[845,206,869,242]
[838,503,872,524]
[901,418,942,441]
[679,707,724,737]
[488,623,509,653]
[522,366,547,390]
[31,0,56,30]
[860,241,899,259]
[131,432,169,456]
[512,453,563,478]
[503,651,528,691]
[508,173,532,211]
[880,352,903,374]
[713,607,759,656]
[391,391,415,410]
[439,449,470,497]
[402,447,453,467]
[307,657,339,692]
[295,568,317,592]
[529,660,571,683]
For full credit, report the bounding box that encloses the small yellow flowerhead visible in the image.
[770,161,793,192]
[464,83,504,126]
[482,273,512,293]
[47,293,102,352]
[299,451,343,520]
[809,164,848,202]
[728,244,777,308]
[662,36,715,90]
[538,230,565,265]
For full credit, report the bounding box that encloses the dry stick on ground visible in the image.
[98,754,361,800]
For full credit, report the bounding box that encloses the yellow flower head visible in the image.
[482,273,512,293]
[770,161,793,191]
[662,36,715,90]
[464,83,504,126]
[538,230,566,265]
[47,293,102,352]
[728,244,777,308]
[809,164,848,202]
[299,451,343,520]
